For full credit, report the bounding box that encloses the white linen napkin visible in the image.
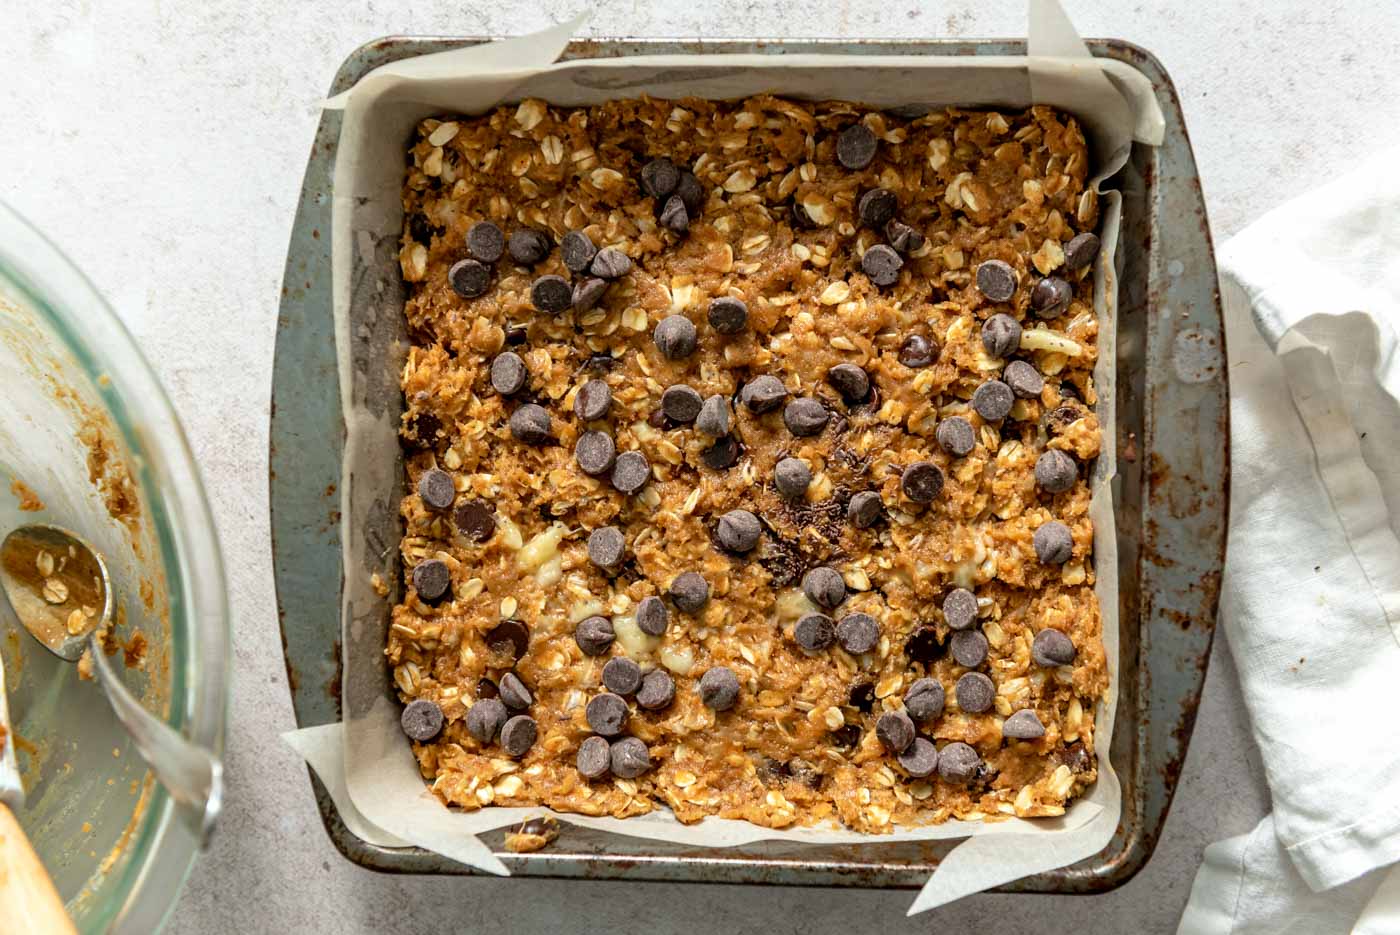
[1178,150,1400,933]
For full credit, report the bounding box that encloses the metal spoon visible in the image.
[0,524,221,847]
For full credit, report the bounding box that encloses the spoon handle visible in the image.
[88,640,222,848]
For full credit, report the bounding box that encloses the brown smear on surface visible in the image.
[77,420,141,538]
[9,477,44,511]
[123,631,147,669]
[97,773,153,878]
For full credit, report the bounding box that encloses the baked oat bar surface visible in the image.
[388,94,1109,833]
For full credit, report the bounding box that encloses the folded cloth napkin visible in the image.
[1178,150,1400,933]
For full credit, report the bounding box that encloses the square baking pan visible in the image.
[269,35,1227,892]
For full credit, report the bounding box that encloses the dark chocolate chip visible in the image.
[498,671,534,710]
[876,709,915,754]
[741,375,788,414]
[609,737,651,778]
[717,509,762,553]
[574,378,612,421]
[696,394,732,436]
[885,219,925,254]
[936,417,976,457]
[802,567,846,610]
[699,666,740,711]
[575,430,617,476]
[574,616,615,656]
[937,741,981,783]
[602,657,643,696]
[577,735,611,778]
[794,613,835,651]
[418,468,455,510]
[975,259,1018,302]
[1031,277,1072,319]
[904,678,945,721]
[955,672,995,713]
[1035,449,1077,493]
[1033,520,1074,564]
[585,693,629,737]
[784,398,830,437]
[636,596,669,637]
[590,247,633,280]
[636,668,676,710]
[1032,629,1077,667]
[449,258,491,299]
[610,450,651,495]
[700,435,741,470]
[476,678,499,699]
[708,296,749,334]
[774,457,812,500]
[641,157,680,200]
[490,351,528,397]
[504,325,528,345]
[675,171,705,217]
[897,737,939,777]
[900,461,944,503]
[508,228,551,266]
[412,559,451,602]
[572,276,609,313]
[1004,360,1044,399]
[500,715,537,757]
[467,221,505,263]
[846,491,883,529]
[662,385,704,423]
[905,627,945,664]
[862,244,903,287]
[858,188,898,229]
[587,526,626,571]
[972,380,1014,421]
[670,571,710,613]
[653,314,698,360]
[950,630,989,668]
[899,333,938,368]
[942,588,978,631]
[848,681,875,712]
[509,403,552,445]
[401,699,444,742]
[1063,232,1101,272]
[1003,709,1046,740]
[827,363,870,403]
[981,313,1022,358]
[829,724,862,749]
[659,195,689,233]
[466,698,508,742]
[405,410,442,449]
[486,619,529,659]
[560,230,597,273]
[836,612,880,654]
[837,123,878,170]
[530,275,572,314]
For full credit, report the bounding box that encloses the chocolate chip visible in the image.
[885,219,924,254]
[476,678,498,699]
[1003,709,1046,740]
[609,736,651,778]
[590,247,632,280]
[937,741,981,783]
[412,559,451,602]
[827,363,870,403]
[659,195,689,233]
[486,619,530,659]
[708,296,749,334]
[602,657,643,696]
[585,692,629,737]
[696,394,732,436]
[900,461,944,503]
[405,410,442,449]
[701,435,741,470]
[897,737,939,777]
[561,230,597,273]
[636,668,676,710]
[774,457,812,500]
[498,671,534,710]
[611,450,651,495]
[530,275,572,314]
[418,468,455,510]
[905,627,945,664]
[860,244,903,288]
[876,710,915,754]
[501,715,537,757]
[784,398,829,437]
[836,612,879,654]
[1031,277,1072,319]
[955,672,995,713]
[504,325,528,345]
[950,630,989,668]
[904,678,945,721]
[972,380,1014,421]
[467,221,505,263]
[942,588,977,631]
[899,333,938,368]
[636,596,669,637]
[449,259,491,299]
[717,509,762,552]
[577,735,611,778]
[670,571,710,613]
[858,188,898,229]
[662,385,703,423]
[1033,520,1074,564]
[741,375,788,414]
[587,526,626,571]
[490,351,528,397]
[641,157,680,199]
[653,314,697,360]
[847,491,883,529]
[1032,629,1077,667]
[574,616,615,656]
[573,378,612,422]
[1035,449,1077,493]
[400,699,444,742]
[802,567,846,610]
[975,259,1018,302]
[466,699,508,742]
[675,171,705,217]
[570,277,608,313]
[575,430,617,476]
[508,228,551,265]
[837,123,878,170]
[699,666,740,711]
[793,613,835,651]
[848,681,875,712]
[936,417,976,457]
[981,313,1022,358]
[1004,360,1044,399]
[1064,232,1101,272]
[829,724,862,749]
[508,404,552,445]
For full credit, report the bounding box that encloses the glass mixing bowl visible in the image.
[0,198,229,933]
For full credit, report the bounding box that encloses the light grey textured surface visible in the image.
[3,2,1398,932]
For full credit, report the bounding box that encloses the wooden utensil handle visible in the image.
[0,802,76,934]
